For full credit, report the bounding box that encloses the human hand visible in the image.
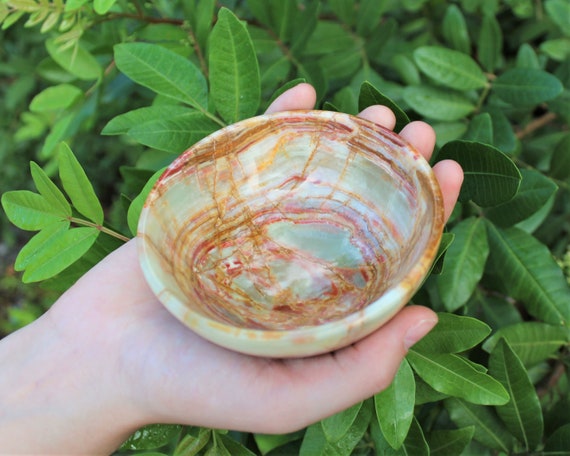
[0,83,462,454]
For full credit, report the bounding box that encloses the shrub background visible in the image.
[0,0,569,454]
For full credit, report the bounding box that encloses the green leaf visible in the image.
[437,218,489,311]
[464,113,493,145]
[102,105,195,136]
[413,46,487,90]
[371,416,429,456]
[407,351,509,405]
[127,168,165,237]
[477,14,502,72]
[485,223,570,326]
[45,38,101,81]
[485,169,558,227]
[442,4,471,54]
[550,133,570,179]
[403,86,476,121]
[127,112,219,154]
[392,54,421,86]
[30,162,71,216]
[29,83,83,112]
[93,0,116,14]
[489,339,544,450]
[174,428,211,456]
[265,78,307,109]
[437,140,521,206]
[516,43,540,69]
[429,232,454,275]
[356,0,386,37]
[215,434,256,456]
[544,423,570,453]
[445,398,514,452]
[300,400,372,455]
[374,359,415,449]
[321,401,363,443]
[493,68,563,107]
[253,431,303,456]
[15,221,70,271]
[487,107,517,154]
[540,38,570,61]
[121,424,182,451]
[483,322,570,367]
[209,8,261,124]
[58,143,104,224]
[22,226,99,282]
[1,190,68,230]
[427,426,475,455]
[359,81,410,132]
[412,313,491,354]
[545,0,570,36]
[114,43,208,111]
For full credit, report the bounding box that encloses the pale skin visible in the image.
[0,84,463,454]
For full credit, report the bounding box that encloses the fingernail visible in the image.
[404,318,438,350]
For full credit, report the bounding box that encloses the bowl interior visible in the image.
[138,111,443,332]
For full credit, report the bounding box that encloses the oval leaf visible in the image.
[412,313,491,354]
[483,322,570,367]
[45,38,101,81]
[414,46,487,90]
[493,68,563,107]
[114,42,208,111]
[321,401,363,443]
[58,143,104,224]
[374,359,415,450]
[1,190,67,230]
[489,339,544,450]
[437,140,522,206]
[29,83,83,112]
[442,4,471,54]
[209,8,261,124]
[485,169,558,227]
[403,85,475,121]
[407,351,509,405]
[437,218,490,311]
[486,223,570,327]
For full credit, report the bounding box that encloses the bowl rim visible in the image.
[137,109,445,357]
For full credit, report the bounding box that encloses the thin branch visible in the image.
[516,112,558,140]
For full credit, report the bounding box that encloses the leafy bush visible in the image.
[1,0,569,454]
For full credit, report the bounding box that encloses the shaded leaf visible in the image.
[427,426,475,456]
[128,168,165,236]
[359,81,410,132]
[45,38,101,80]
[114,42,208,110]
[489,339,543,450]
[321,401,363,443]
[437,218,489,311]
[486,169,558,227]
[407,351,509,405]
[477,14,502,72]
[216,434,256,456]
[429,232,455,275]
[58,143,104,224]
[493,68,563,107]
[445,398,514,452]
[414,46,487,90]
[371,416,429,456]
[374,359,415,449]
[127,112,219,154]
[404,85,475,121]
[253,431,303,456]
[437,140,521,206]
[174,429,211,456]
[356,0,386,37]
[544,423,570,454]
[550,133,570,180]
[22,226,99,282]
[464,113,493,145]
[412,312,491,354]
[485,223,570,326]
[209,8,260,124]
[483,322,570,367]
[442,4,471,54]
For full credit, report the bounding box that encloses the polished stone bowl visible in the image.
[137,110,444,357]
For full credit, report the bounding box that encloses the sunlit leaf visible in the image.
[209,8,260,124]
[15,221,69,271]
[374,359,415,449]
[1,190,67,230]
[412,313,491,354]
[486,223,570,327]
[127,168,164,237]
[29,83,82,112]
[114,42,208,110]
[414,46,487,90]
[58,143,104,224]
[437,140,521,206]
[45,38,101,80]
[321,401,363,443]
[407,351,509,405]
[30,161,71,216]
[403,86,475,121]
[489,339,544,450]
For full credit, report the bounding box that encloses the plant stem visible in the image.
[516,112,558,140]
[69,217,131,242]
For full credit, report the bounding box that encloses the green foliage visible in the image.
[1,1,569,455]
